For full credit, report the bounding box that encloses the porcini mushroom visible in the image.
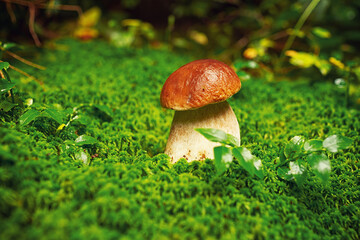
[160,59,241,163]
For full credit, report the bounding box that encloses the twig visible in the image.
[0,60,45,90]
[234,37,249,49]
[1,0,82,15]
[1,69,15,103]
[269,30,289,41]
[28,2,41,47]
[1,0,82,46]
[5,2,16,23]
[10,65,44,86]
[0,46,46,70]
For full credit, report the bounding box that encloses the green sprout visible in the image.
[195,128,264,178]
[0,62,15,104]
[277,135,353,186]
[196,128,353,186]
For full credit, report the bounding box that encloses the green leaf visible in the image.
[19,109,41,126]
[314,59,331,76]
[75,115,91,125]
[214,146,232,175]
[289,160,306,186]
[93,104,113,117]
[323,135,353,153]
[334,78,346,88]
[287,28,305,38]
[278,160,306,185]
[353,66,360,82]
[236,70,251,80]
[2,42,18,50]
[24,98,33,107]
[288,160,305,174]
[293,170,307,186]
[0,100,17,112]
[233,147,263,178]
[276,149,286,165]
[232,147,253,176]
[277,167,294,181]
[287,51,318,68]
[304,139,323,152]
[64,140,75,145]
[307,153,331,184]
[42,109,64,125]
[243,61,258,69]
[75,135,98,146]
[254,166,264,179]
[234,60,258,70]
[75,150,90,165]
[284,136,305,159]
[195,128,240,147]
[312,27,331,38]
[0,80,15,94]
[0,62,10,71]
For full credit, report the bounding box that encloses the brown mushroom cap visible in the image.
[160,59,241,110]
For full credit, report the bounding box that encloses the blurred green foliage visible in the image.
[3,0,359,103]
[2,0,360,58]
[0,39,359,239]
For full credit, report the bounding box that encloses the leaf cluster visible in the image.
[17,103,115,165]
[277,135,353,186]
[195,128,264,179]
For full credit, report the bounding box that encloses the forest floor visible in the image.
[1,39,359,239]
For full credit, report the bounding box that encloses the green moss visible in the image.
[1,39,359,239]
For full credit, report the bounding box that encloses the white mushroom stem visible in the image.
[165,101,240,163]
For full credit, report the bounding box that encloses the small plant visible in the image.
[19,108,65,126]
[1,41,46,91]
[233,59,260,81]
[195,128,264,178]
[63,134,98,165]
[17,103,110,165]
[196,128,353,186]
[277,135,353,186]
[0,61,15,105]
[19,103,112,127]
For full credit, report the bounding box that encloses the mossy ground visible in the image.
[1,39,359,239]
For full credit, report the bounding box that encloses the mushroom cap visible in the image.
[160,59,241,110]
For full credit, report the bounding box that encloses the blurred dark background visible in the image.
[1,0,359,52]
[1,0,360,88]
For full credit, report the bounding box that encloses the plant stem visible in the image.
[276,158,294,168]
[276,151,312,168]
[167,15,175,50]
[2,69,15,103]
[345,70,356,108]
[0,47,46,70]
[345,71,350,108]
[279,0,321,65]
